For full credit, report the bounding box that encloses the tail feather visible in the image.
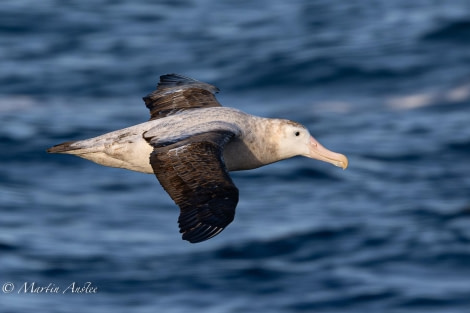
[47,141,79,154]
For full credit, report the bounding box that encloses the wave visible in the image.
[213,225,361,260]
[229,57,425,90]
[447,139,470,154]
[422,19,470,43]
[0,241,17,252]
[233,165,341,183]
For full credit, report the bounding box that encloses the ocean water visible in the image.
[1,1,470,312]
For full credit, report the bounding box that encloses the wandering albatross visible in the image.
[47,74,348,243]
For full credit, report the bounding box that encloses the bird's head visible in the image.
[276,120,348,169]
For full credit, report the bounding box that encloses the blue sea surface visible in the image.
[1,1,470,312]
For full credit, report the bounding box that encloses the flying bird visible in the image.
[47,74,348,243]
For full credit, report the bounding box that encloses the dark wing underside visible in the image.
[148,131,239,243]
[143,74,222,120]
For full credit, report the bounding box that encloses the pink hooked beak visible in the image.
[308,136,348,169]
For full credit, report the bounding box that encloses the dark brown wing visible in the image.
[143,74,222,120]
[148,131,238,243]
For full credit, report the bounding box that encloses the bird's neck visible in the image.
[224,117,282,171]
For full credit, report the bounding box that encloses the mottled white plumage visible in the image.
[48,74,348,243]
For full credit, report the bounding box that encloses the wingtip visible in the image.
[158,73,197,87]
[157,73,220,93]
[182,226,225,243]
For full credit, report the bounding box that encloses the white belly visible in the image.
[69,123,155,174]
[67,107,260,174]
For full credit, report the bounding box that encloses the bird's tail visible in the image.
[47,140,103,155]
[47,141,80,154]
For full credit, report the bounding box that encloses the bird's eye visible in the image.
[294,131,300,137]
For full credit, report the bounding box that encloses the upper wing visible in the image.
[148,131,239,243]
[143,74,222,120]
